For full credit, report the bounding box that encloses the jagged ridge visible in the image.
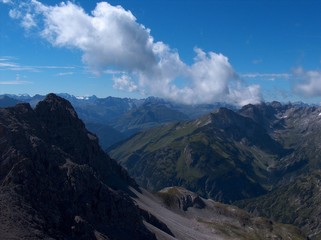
[0,93,155,240]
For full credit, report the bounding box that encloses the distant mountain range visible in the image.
[0,95,22,107]
[0,94,235,149]
[0,94,305,239]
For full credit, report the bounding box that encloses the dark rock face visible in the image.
[0,94,155,240]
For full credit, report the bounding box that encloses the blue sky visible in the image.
[1,0,321,105]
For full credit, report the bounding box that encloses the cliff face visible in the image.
[0,94,155,240]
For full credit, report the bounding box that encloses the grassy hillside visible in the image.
[110,108,289,202]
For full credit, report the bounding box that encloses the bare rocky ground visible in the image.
[132,187,306,240]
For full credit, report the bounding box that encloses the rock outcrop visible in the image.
[0,94,156,240]
[157,187,206,211]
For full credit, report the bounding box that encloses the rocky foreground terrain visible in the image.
[0,94,306,239]
[137,186,304,240]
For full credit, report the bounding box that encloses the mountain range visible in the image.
[0,94,306,239]
[0,94,235,150]
[110,101,321,239]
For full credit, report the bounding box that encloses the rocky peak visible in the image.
[209,107,244,129]
[34,94,94,163]
[210,107,261,139]
[35,93,82,127]
[0,94,156,240]
[239,103,277,125]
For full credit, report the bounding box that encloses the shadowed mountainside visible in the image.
[0,94,156,240]
[109,107,289,202]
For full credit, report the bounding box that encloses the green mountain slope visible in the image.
[236,170,321,239]
[110,102,321,237]
[110,108,289,202]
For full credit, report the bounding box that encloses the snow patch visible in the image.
[194,116,212,127]
[76,96,90,100]
[202,118,212,126]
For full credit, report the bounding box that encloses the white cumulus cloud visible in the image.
[113,75,138,92]
[7,0,261,106]
[294,67,321,97]
[39,1,156,74]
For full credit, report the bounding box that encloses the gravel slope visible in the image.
[131,187,305,240]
